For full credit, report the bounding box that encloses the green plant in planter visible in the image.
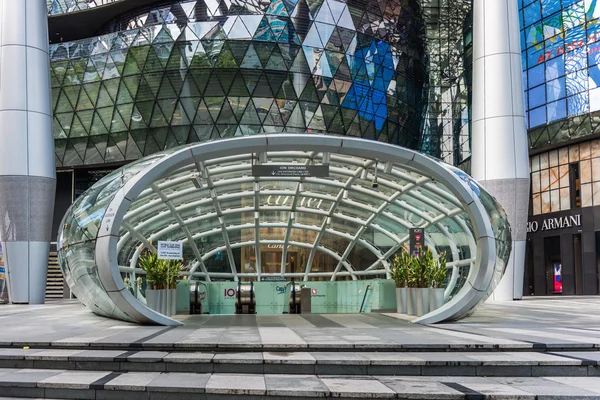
[431,252,447,288]
[391,250,411,288]
[139,251,166,290]
[413,247,435,288]
[165,259,184,289]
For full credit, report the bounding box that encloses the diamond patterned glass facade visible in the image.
[47,0,123,14]
[49,0,427,167]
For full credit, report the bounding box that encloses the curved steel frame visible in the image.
[85,134,502,325]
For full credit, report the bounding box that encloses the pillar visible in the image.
[0,0,56,303]
[471,0,530,300]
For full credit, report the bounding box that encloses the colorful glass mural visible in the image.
[520,0,600,149]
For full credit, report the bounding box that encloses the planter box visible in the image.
[395,287,407,314]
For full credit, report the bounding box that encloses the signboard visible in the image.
[527,214,581,233]
[157,241,183,260]
[409,228,425,255]
[260,275,287,282]
[252,164,329,177]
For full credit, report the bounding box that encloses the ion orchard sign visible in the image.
[527,215,581,233]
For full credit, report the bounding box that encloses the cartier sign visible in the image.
[527,215,581,233]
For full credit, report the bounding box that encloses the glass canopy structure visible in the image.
[58,135,511,325]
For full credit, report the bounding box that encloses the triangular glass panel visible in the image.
[240,43,262,69]
[122,47,147,76]
[315,0,335,24]
[194,100,213,125]
[216,99,237,124]
[191,125,215,142]
[116,80,134,105]
[89,111,109,135]
[105,133,127,162]
[325,28,343,52]
[239,15,263,37]
[228,97,249,120]
[266,0,289,17]
[205,97,225,121]
[286,101,305,128]
[96,83,114,108]
[240,70,261,95]
[70,137,88,164]
[122,75,140,100]
[229,41,251,65]
[163,130,179,149]
[69,115,87,138]
[228,72,250,96]
[125,133,143,160]
[152,26,174,44]
[307,105,326,131]
[253,98,274,123]
[283,0,300,16]
[303,24,323,48]
[267,72,287,96]
[170,100,192,126]
[289,49,312,74]
[76,109,95,133]
[165,70,185,96]
[226,16,252,40]
[110,109,128,133]
[189,69,211,94]
[215,69,237,93]
[305,0,324,19]
[62,86,81,110]
[240,99,262,125]
[171,126,191,145]
[89,53,108,81]
[267,16,286,41]
[265,99,286,125]
[84,139,104,165]
[264,45,287,71]
[214,45,238,68]
[63,140,83,166]
[144,46,165,72]
[253,17,276,42]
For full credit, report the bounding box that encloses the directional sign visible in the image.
[252,164,329,178]
[157,241,183,260]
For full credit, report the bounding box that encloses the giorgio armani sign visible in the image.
[527,215,581,233]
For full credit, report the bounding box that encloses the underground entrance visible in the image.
[57,134,511,325]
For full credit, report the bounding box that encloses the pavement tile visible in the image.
[311,352,370,365]
[104,372,161,391]
[127,351,169,362]
[38,370,112,389]
[544,377,600,394]
[24,349,84,361]
[0,369,65,387]
[0,349,44,359]
[205,373,266,395]
[163,352,214,363]
[360,352,426,366]
[146,372,210,393]
[265,374,329,397]
[320,376,396,398]
[68,350,128,361]
[377,376,464,399]
[263,352,316,364]
[213,352,263,364]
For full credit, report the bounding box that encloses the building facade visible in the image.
[520,0,600,296]
[0,0,529,308]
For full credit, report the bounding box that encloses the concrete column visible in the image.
[0,0,56,304]
[471,0,530,300]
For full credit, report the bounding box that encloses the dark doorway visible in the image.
[574,234,583,295]
[544,236,561,295]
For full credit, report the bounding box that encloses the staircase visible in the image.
[44,252,63,300]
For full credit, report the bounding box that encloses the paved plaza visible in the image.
[0,297,599,350]
[0,297,600,398]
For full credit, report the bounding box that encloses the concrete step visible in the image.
[1,368,600,399]
[0,348,598,377]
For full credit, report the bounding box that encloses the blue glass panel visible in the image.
[565,47,587,74]
[588,42,600,66]
[528,63,546,88]
[566,70,588,95]
[528,45,545,67]
[590,65,600,89]
[546,56,565,80]
[530,105,546,127]
[546,78,566,101]
[547,99,566,121]
[541,0,561,15]
[529,85,546,108]
[524,1,542,27]
[524,23,544,48]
